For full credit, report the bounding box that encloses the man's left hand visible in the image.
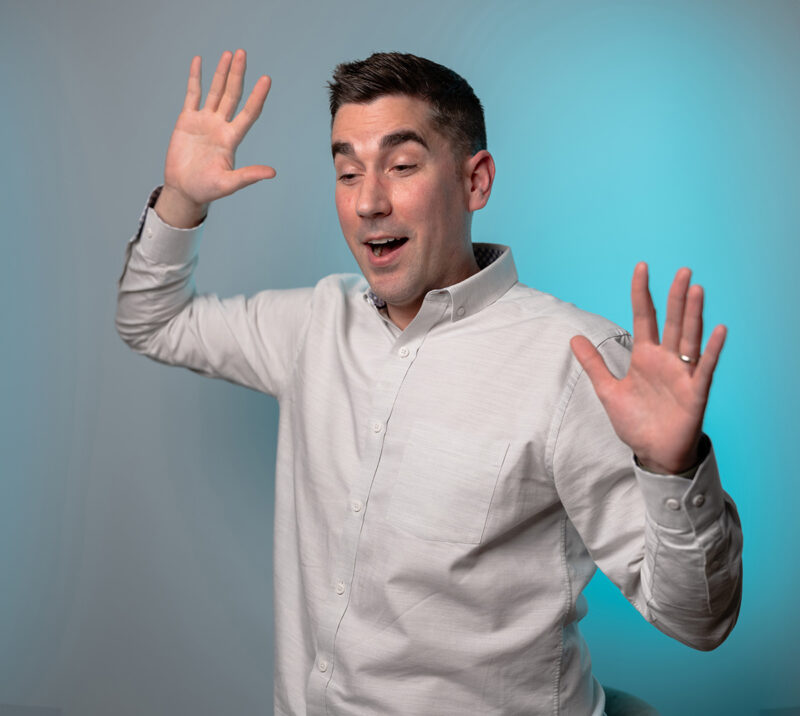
[570,262,727,475]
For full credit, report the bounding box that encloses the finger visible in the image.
[661,267,692,353]
[231,75,272,140]
[217,165,277,196]
[218,48,246,121]
[203,50,233,112]
[631,262,659,345]
[570,335,617,402]
[183,55,202,112]
[694,324,727,396]
[679,284,703,364]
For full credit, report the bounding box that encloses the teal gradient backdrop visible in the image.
[1,1,797,714]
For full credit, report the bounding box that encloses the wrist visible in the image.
[636,434,709,476]
[636,456,695,476]
[154,184,208,229]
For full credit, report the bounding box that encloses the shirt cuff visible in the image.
[136,185,206,265]
[633,434,725,532]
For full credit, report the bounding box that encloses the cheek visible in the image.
[335,193,354,231]
[394,180,444,224]
[335,195,366,262]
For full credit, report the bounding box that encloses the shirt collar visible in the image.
[365,243,518,322]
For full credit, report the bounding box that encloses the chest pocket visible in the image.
[386,421,510,544]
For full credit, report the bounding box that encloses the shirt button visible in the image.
[456,306,466,317]
[146,227,153,237]
[692,494,706,507]
[710,559,721,570]
[665,498,680,511]
[372,421,383,433]
[398,346,410,358]
[335,580,345,595]
[318,659,328,673]
[351,500,363,513]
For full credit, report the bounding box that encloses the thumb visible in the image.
[220,165,277,195]
[570,335,615,400]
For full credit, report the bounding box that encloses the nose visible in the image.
[356,173,391,219]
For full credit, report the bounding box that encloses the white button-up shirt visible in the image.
[116,187,742,716]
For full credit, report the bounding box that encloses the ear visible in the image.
[464,150,495,212]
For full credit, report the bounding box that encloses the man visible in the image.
[116,49,742,715]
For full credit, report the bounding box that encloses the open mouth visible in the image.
[367,237,409,258]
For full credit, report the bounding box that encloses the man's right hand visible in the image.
[154,49,275,228]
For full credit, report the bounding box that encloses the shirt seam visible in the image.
[546,331,628,716]
[279,283,326,400]
[647,519,661,621]
[553,514,570,716]
[283,303,314,399]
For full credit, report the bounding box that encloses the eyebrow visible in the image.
[331,130,429,159]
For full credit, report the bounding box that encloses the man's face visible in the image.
[332,95,476,326]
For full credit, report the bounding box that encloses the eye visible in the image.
[392,164,417,173]
[338,173,358,184]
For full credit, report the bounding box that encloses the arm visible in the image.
[553,334,742,650]
[115,51,312,397]
[561,264,742,648]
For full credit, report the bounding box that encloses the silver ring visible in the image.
[679,354,697,364]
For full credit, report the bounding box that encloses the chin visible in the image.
[366,274,404,299]
[366,264,425,306]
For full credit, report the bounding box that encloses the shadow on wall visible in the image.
[603,685,659,715]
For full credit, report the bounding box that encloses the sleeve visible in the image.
[115,186,314,399]
[550,332,743,651]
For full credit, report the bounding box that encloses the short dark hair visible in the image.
[328,52,486,158]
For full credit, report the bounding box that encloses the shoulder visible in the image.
[497,281,631,349]
[309,272,369,301]
[304,273,374,323]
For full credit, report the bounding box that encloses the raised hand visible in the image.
[155,49,275,228]
[569,263,727,475]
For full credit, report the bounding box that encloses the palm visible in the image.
[571,264,726,475]
[165,112,239,203]
[163,50,275,206]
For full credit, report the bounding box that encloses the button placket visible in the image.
[314,354,412,711]
[313,309,443,712]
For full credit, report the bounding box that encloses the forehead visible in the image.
[331,95,439,150]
